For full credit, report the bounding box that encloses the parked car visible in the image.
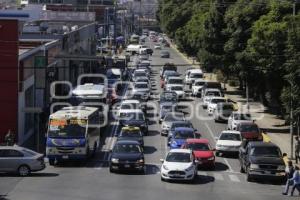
[160,149,198,182]
[192,79,206,97]
[239,141,285,182]
[215,130,242,156]
[161,112,185,136]
[117,126,144,146]
[168,127,198,149]
[213,102,234,122]
[182,139,215,169]
[227,112,252,130]
[236,122,262,141]
[110,140,145,173]
[0,145,45,176]
[160,50,170,58]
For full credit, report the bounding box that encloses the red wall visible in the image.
[0,20,19,143]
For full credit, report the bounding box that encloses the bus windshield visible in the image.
[48,119,87,138]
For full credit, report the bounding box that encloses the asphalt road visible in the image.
[0,39,290,200]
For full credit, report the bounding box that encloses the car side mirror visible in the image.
[196,133,201,138]
[167,141,171,146]
[214,136,218,141]
[160,159,164,163]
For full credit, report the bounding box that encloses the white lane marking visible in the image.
[204,122,234,173]
[228,174,240,182]
[197,171,208,176]
[213,173,224,181]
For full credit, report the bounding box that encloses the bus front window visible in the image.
[48,119,87,138]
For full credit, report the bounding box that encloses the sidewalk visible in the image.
[167,40,292,156]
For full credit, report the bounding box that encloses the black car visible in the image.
[239,141,285,182]
[119,110,148,135]
[117,127,144,146]
[110,140,145,173]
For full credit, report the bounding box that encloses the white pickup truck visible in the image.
[126,44,147,55]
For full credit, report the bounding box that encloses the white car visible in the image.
[207,97,226,115]
[165,77,184,89]
[185,69,203,84]
[202,89,222,108]
[160,149,198,182]
[192,79,206,97]
[227,112,252,130]
[215,131,242,156]
[132,82,151,100]
[117,100,142,116]
[166,85,185,99]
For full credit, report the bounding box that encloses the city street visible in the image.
[0,40,289,200]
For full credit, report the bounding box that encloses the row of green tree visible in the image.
[157,0,300,123]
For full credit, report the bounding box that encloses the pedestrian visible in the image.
[295,136,300,164]
[4,129,14,146]
[283,153,290,167]
[285,161,295,179]
[283,165,300,196]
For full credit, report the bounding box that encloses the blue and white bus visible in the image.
[46,106,101,165]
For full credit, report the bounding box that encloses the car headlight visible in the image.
[207,157,215,161]
[163,165,169,170]
[278,165,286,171]
[171,141,177,146]
[250,164,259,169]
[185,165,194,172]
[111,158,119,163]
[137,159,144,164]
[216,144,223,148]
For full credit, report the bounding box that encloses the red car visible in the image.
[182,138,215,169]
[236,122,262,141]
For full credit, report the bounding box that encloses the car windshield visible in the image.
[48,119,87,138]
[161,51,169,54]
[195,81,205,86]
[250,147,281,157]
[174,130,195,139]
[120,129,142,137]
[168,79,183,84]
[135,83,148,89]
[162,105,173,110]
[166,152,191,163]
[234,114,251,120]
[239,124,259,132]
[171,86,183,91]
[191,74,203,78]
[119,112,144,121]
[165,113,184,121]
[113,144,142,153]
[136,79,148,83]
[219,133,241,141]
[211,99,226,104]
[187,143,210,151]
[171,122,192,130]
[206,91,221,96]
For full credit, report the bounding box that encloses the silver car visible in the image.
[0,145,45,176]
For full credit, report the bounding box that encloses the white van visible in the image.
[185,69,204,85]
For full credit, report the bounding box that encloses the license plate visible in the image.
[62,155,68,159]
[124,164,130,168]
